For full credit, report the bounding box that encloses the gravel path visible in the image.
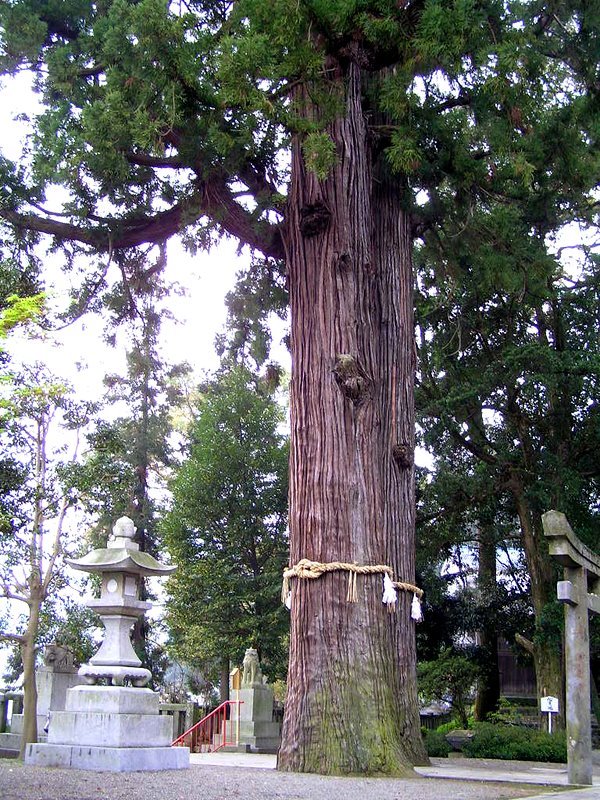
[0,760,560,800]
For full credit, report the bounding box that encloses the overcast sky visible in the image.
[0,71,291,395]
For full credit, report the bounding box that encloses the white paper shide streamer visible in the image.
[382,573,397,608]
[411,593,423,622]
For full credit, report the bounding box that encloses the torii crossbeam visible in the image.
[543,510,600,785]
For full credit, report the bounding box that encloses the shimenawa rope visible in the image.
[281,558,423,620]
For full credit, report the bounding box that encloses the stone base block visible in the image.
[240,736,280,754]
[0,732,21,756]
[239,720,280,739]
[25,743,189,772]
[8,712,23,735]
[66,685,159,715]
[236,720,280,753]
[37,667,80,717]
[220,744,251,753]
[3,717,48,739]
[234,687,275,723]
[48,709,172,747]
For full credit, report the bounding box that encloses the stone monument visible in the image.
[1,645,80,756]
[231,648,280,753]
[25,516,189,771]
[37,645,80,733]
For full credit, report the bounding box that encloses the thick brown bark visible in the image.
[278,63,426,775]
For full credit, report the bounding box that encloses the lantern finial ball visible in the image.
[113,516,136,540]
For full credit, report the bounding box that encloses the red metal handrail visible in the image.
[172,700,243,753]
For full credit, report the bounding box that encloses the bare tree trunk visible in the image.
[20,411,48,758]
[20,590,41,757]
[474,523,500,721]
[220,658,230,704]
[513,486,564,727]
[278,63,426,775]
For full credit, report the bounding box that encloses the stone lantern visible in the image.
[68,515,172,687]
[25,517,189,772]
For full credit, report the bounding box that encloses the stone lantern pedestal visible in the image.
[25,517,189,772]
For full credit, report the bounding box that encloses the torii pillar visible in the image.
[543,510,600,786]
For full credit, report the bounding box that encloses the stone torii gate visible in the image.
[543,510,600,786]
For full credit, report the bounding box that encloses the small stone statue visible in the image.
[43,644,74,672]
[242,648,263,687]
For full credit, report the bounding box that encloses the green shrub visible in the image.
[487,697,538,727]
[435,719,461,735]
[462,722,567,763]
[422,729,451,757]
[418,648,479,728]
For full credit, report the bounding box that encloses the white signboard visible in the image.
[540,696,559,713]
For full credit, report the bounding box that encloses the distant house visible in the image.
[419,700,452,730]
[498,638,536,700]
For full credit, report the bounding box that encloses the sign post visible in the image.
[229,667,242,747]
[540,696,559,735]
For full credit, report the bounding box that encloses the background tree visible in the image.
[216,255,289,369]
[162,365,289,697]
[416,235,600,719]
[64,250,189,679]
[0,364,95,754]
[418,647,480,729]
[416,462,535,722]
[0,0,597,773]
[2,599,97,686]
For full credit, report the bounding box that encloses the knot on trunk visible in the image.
[333,354,371,405]
[338,40,372,69]
[333,251,351,272]
[392,443,413,469]
[299,202,332,238]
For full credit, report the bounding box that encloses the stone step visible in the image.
[220,744,251,753]
[0,731,21,755]
[26,742,189,772]
[0,730,47,754]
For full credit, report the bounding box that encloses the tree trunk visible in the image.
[131,321,153,664]
[513,486,564,726]
[220,658,230,704]
[474,523,500,721]
[20,592,41,757]
[278,62,426,775]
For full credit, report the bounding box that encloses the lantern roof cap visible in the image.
[66,516,176,577]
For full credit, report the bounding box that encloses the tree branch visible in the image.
[515,632,534,656]
[1,209,108,249]
[125,152,186,169]
[431,92,472,114]
[449,426,499,466]
[0,631,24,645]
[78,63,105,78]
[2,179,285,259]
[0,583,28,604]
[204,176,284,258]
